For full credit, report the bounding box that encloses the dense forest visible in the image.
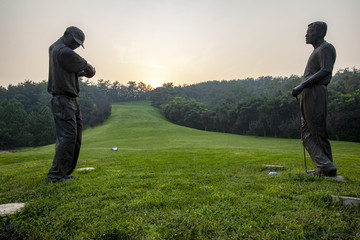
[149,68,360,142]
[0,80,151,149]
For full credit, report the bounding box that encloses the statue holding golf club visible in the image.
[46,26,96,183]
[292,21,337,177]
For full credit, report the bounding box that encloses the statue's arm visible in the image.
[292,44,335,97]
[292,70,331,97]
[78,64,96,78]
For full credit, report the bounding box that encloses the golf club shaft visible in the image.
[296,95,307,173]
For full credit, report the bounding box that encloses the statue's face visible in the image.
[305,25,319,44]
[63,34,81,50]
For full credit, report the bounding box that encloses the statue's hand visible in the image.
[292,84,304,97]
[83,64,96,78]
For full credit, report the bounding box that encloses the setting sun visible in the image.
[146,78,165,88]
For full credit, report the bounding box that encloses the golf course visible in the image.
[1,101,359,239]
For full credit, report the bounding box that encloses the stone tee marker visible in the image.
[331,195,360,208]
[76,167,95,171]
[0,203,26,216]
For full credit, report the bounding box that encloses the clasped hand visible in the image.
[78,64,96,78]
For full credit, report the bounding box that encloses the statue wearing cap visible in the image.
[46,26,96,183]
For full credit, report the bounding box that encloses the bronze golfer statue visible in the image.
[292,21,337,177]
[46,26,96,183]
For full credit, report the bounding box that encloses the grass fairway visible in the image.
[1,101,359,239]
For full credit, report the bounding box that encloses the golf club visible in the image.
[296,95,307,173]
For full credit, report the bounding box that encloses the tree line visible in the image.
[149,68,360,142]
[0,79,153,150]
[2,68,358,149]
[0,80,110,149]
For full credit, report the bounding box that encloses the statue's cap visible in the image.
[65,26,85,48]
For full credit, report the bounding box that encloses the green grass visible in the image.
[1,101,359,239]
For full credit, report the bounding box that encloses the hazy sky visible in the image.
[0,0,359,88]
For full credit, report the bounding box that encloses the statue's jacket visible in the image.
[48,37,88,98]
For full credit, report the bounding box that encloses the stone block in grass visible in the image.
[0,203,26,216]
[331,195,360,208]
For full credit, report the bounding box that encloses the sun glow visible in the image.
[146,78,165,88]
